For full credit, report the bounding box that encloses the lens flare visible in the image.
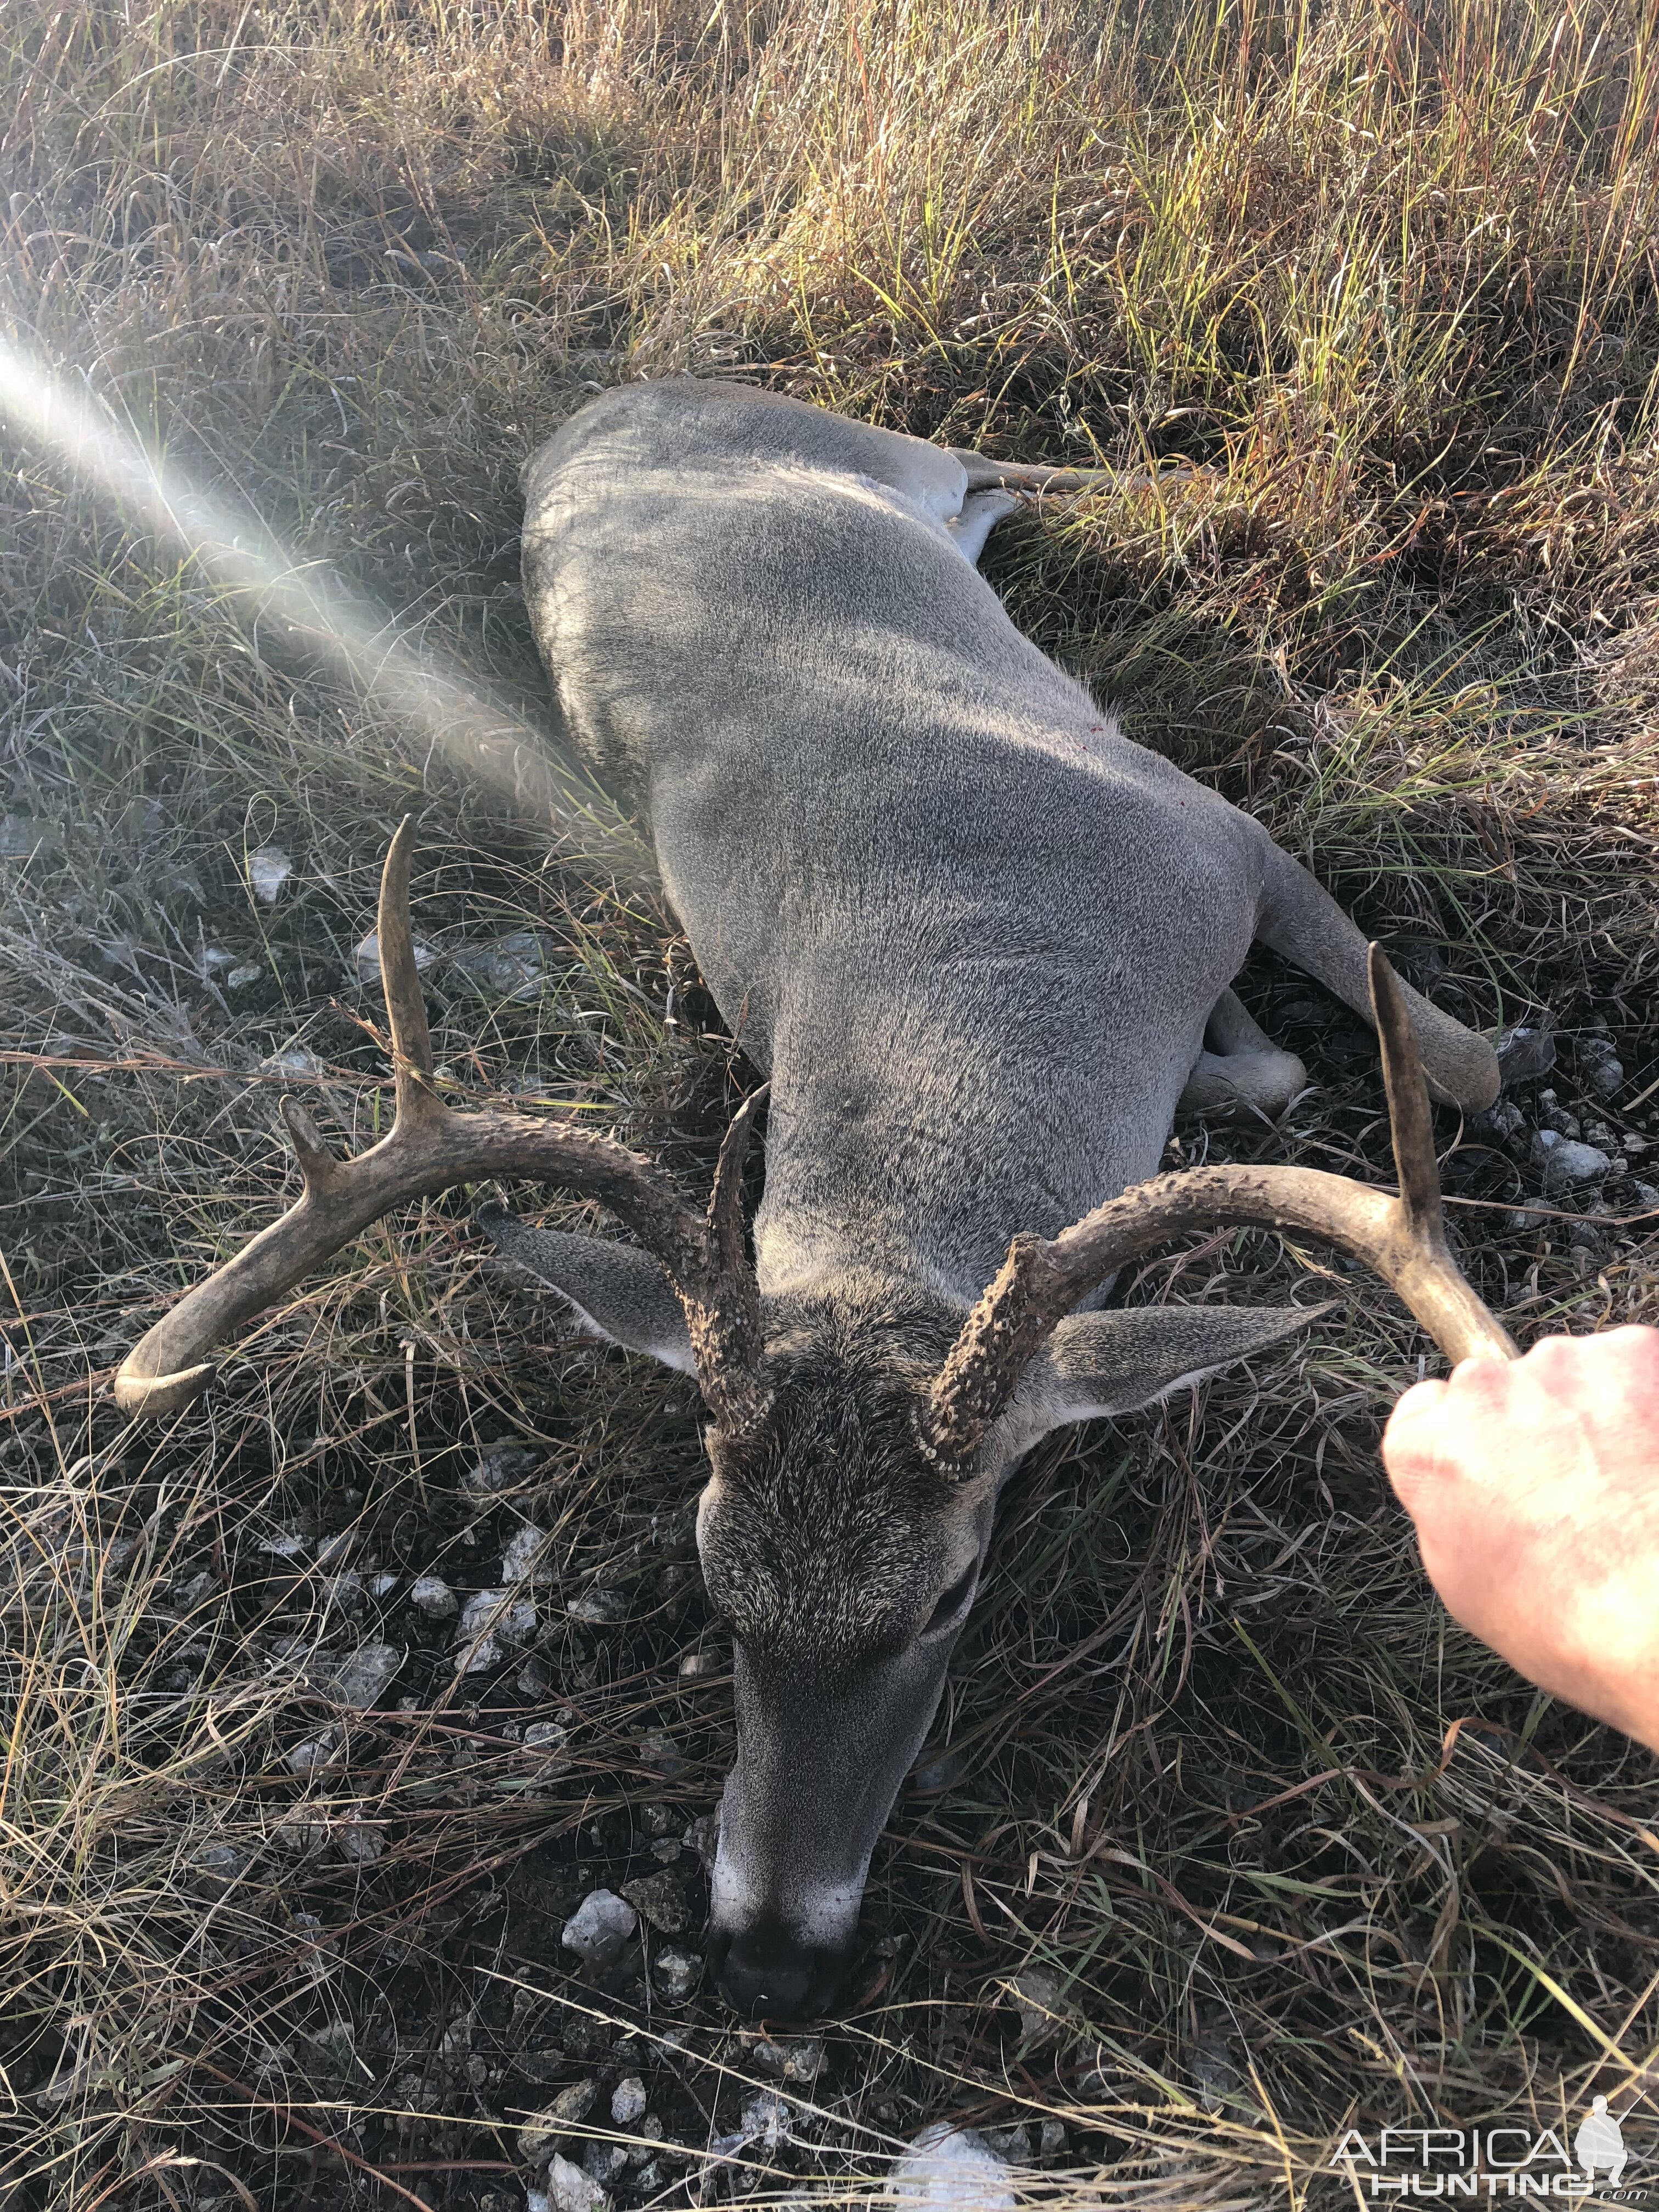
[0,328,654,891]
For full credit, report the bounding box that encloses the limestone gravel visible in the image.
[561,1890,637,1970]
[652,1948,702,2001]
[452,1588,536,1673]
[889,2124,1015,2210]
[409,1572,458,1618]
[610,2076,647,2126]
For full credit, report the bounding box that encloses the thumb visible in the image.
[1384,1374,1448,1443]
[1381,1376,1450,1502]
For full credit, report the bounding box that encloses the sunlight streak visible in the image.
[0,329,654,892]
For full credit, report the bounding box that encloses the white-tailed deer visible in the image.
[117,381,1512,2019]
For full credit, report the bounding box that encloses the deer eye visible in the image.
[923,1562,978,1637]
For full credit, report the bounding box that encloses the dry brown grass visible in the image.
[2,0,1659,2205]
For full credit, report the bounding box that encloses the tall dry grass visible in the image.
[2,0,1658,2206]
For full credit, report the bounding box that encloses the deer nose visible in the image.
[710,1926,826,2019]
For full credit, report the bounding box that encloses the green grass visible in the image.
[2,0,1658,2205]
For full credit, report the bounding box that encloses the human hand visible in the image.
[1382,1325,1659,1751]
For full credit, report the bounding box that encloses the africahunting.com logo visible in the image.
[1331,2101,1644,2199]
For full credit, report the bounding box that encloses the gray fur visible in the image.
[476,1206,695,1372]
[508,377,1500,2016]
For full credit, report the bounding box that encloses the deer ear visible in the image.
[476,1206,696,1373]
[1014,1302,1329,1431]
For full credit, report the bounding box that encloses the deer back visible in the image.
[521,380,1279,1302]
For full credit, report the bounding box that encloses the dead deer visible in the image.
[117,380,1514,2021]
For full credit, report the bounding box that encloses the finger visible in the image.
[1444,1352,1516,1401]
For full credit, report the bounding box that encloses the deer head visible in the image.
[114,826,1515,2019]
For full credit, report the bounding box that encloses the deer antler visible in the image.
[922,946,1518,1470]
[114,821,770,1432]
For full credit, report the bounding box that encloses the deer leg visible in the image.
[947,488,1021,567]
[1256,842,1499,1112]
[950,449,1109,493]
[1177,988,1307,1119]
[948,449,1216,496]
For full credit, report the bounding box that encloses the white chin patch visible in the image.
[710,1838,867,1950]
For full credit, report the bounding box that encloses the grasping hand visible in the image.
[1382,1325,1659,1751]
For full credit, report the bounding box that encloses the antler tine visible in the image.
[685,1081,773,1434]
[114,832,770,1429]
[923,945,1518,1472]
[1368,943,1441,1242]
[707,1084,769,1318]
[377,816,437,1117]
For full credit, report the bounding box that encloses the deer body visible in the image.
[523,382,1488,1307]
[116,380,1509,2024]
[508,380,1499,2013]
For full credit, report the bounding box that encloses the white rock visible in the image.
[321,1641,403,1708]
[354,928,437,984]
[448,928,553,1001]
[1006,1963,1067,2041]
[453,1588,537,1674]
[257,1528,309,1561]
[193,1842,251,1881]
[684,1813,721,1872]
[521,2080,597,2159]
[503,1522,553,1585]
[625,2119,665,2169]
[1495,1025,1554,1085]
[981,2126,1031,2162]
[637,1729,684,1774]
[889,2124,1016,2211]
[1579,1037,1624,1098]
[561,1889,637,1969]
[740,2092,790,2148]
[545,2153,609,2212]
[652,1948,702,2001]
[611,2076,647,2126]
[272,1809,329,1855]
[247,846,292,904]
[467,1443,543,1493]
[523,1720,571,1764]
[571,1585,629,1624]
[409,1572,458,1619]
[226,962,264,991]
[335,1805,385,1863]
[1531,1129,1612,1195]
[751,2035,825,2083]
[285,1729,342,1774]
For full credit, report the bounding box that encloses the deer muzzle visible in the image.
[708,1640,953,2018]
